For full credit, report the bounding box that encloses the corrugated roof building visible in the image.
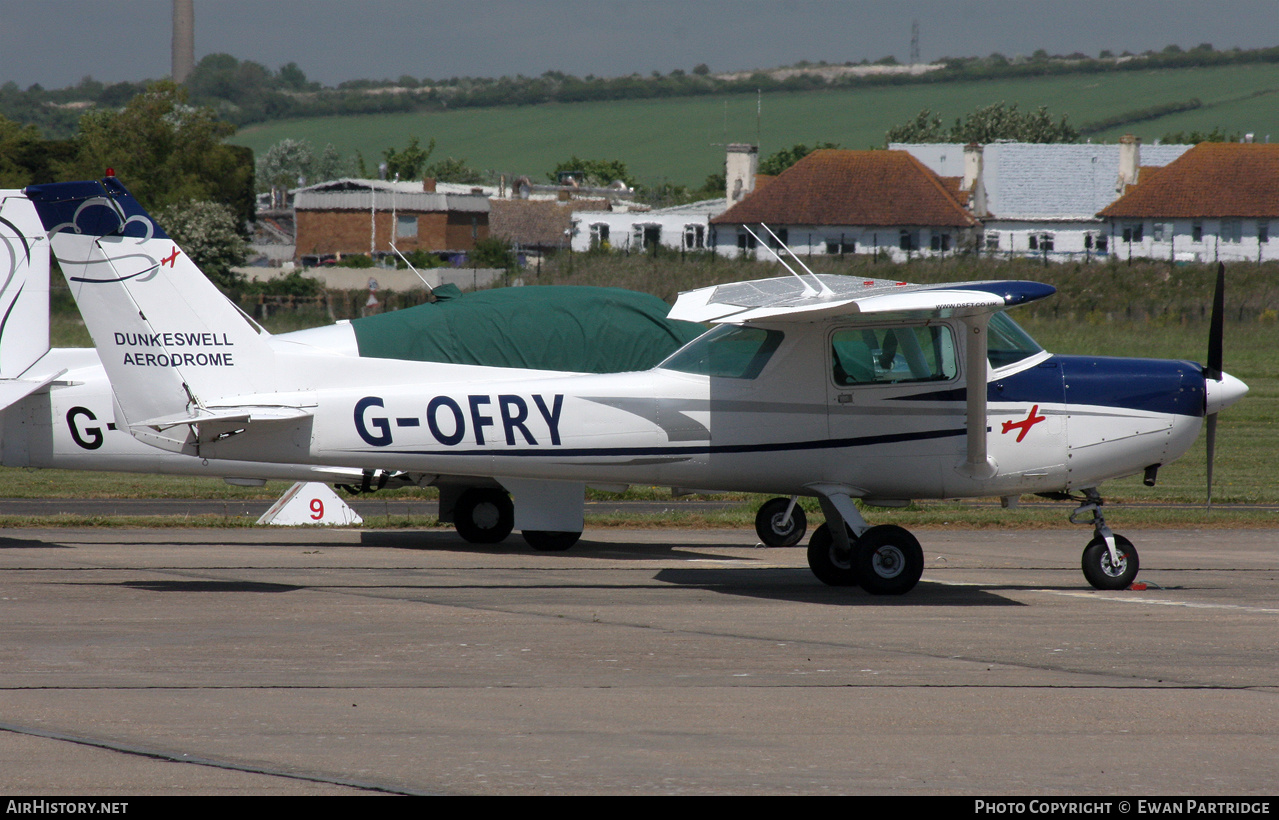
[896,139,1193,260]
[293,178,490,261]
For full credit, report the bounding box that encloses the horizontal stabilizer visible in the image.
[0,369,67,411]
[135,405,312,432]
[670,274,1055,324]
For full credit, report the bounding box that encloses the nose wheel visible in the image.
[1066,488,1140,590]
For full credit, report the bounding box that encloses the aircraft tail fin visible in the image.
[24,178,278,450]
[0,190,50,379]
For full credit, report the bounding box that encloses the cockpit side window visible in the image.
[831,325,956,386]
[660,325,784,380]
[988,312,1043,369]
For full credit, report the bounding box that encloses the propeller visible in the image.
[1205,263,1225,509]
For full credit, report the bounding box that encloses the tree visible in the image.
[424,155,484,184]
[0,114,43,186]
[546,156,636,189]
[1161,126,1242,144]
[468,236,515,269]
[758,142,840,176]
[155,200,248,291]
[256,138,315,191]
[382,136,434,180]
[885,102,1078,145]
[54,81,254,225]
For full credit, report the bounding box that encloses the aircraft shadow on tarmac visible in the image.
[0,536,74,550]
[358,532,1025,606]
[652,570,1025,607]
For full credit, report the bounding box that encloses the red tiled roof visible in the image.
[710,149,977,228]
[1099,143,1279,219]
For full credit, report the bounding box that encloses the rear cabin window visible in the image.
[987,313,1043,369]
[831,325,956,386]
[660,325,783,380]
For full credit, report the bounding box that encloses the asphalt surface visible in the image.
[2,526,1277,795]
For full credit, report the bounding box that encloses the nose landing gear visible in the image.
[1068,488,1140,590]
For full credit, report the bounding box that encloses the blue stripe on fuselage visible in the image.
[892,355,1205,417]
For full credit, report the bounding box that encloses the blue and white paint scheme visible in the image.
[25,177,1248,594]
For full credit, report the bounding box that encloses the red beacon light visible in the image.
[105,168,115,177]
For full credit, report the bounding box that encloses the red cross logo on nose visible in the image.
[161,247,181,267]
[1001,404,1047,443]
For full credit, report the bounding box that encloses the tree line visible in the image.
[7,43,1279,138]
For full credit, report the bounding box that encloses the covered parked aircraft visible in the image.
[24,178,1248,594]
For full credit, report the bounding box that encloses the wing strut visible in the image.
[741,225,833,298]
[959,312,997,479]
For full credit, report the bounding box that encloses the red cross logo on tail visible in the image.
[1001,404,1047,443]
[161,247,181,268]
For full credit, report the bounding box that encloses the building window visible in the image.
[899,230,919,251]
[1152,222,1166,242]
[826,238,855,255]
[1192,221,1203,242]
[766,228,789,250]
[1085,233,1108,253]
[1260,221,1270,244]
[737,230,758,250]
[590,223,610,248]
[1122,222,1144,243]
[633,224,661,249]
[983,232,1000,251]
[471,216,478,240]
[1221,220,1242,243]
[396,214,417,238]
[1029,233,1054,251]
[683,224,705,250]
[930,233,951,252]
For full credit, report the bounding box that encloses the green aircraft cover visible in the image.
[349,285,706,374]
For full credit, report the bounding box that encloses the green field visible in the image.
[231,62,1279,188]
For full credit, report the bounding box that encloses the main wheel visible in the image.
[1081,535,1139,590]
[806,523,859,586]
[522,530,581,551]
[854,525,924,596]
[755,497,808,548]
[453,488,514,544]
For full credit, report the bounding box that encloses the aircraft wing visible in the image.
[669,274,1055,324]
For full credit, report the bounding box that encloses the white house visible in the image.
[894,138,1193,260]
[1098,141,1279,262]
[708,148,979,261]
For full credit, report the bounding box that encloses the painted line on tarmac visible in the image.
[1040,589,1279,614]
[928,578,1279,614]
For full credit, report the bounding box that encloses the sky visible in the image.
[2,0,1278,90]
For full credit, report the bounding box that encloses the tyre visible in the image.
[806,523,859,586]
[1081,535,1139,590]
[453,488,514,544]
[853,525,924,596]
[522,530,581,551]
[755,497,808,548]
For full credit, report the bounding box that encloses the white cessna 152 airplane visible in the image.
[25,177,1248,595]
